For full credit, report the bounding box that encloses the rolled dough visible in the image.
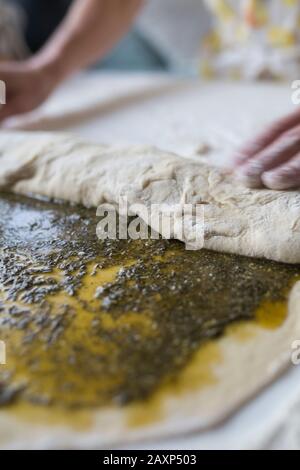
[0,130,299,264]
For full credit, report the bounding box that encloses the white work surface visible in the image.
[7,72,300,450]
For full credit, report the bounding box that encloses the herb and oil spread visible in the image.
[0,193,299,423]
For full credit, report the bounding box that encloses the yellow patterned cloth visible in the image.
[202,0,300,79]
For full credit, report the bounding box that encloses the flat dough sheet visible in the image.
[0,130,299,448]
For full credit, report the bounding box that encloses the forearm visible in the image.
[30,0,143,83]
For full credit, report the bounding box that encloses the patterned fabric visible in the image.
[202,0,300,79]
[0,0,28,60]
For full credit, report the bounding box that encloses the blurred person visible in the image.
[1,0,300,190]
[0,0,29,60]
[0,0,143,122]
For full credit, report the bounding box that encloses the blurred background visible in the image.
[3,0,212,73]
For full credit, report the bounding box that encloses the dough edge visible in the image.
[0,130,299,448]
[0,130,300,264]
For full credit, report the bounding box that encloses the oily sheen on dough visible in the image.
[0,130,300,449]
[0,130,300,263]
[0,280,299,450]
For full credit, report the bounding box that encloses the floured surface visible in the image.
[3,74,294,164]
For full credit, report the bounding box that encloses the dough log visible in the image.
[0,130,300,263]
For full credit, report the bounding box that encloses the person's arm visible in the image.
[0,0,143,121]
[231,108,300,190]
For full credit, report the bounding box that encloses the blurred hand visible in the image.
[0,0,142,123]
[232,108,300,190]
[0,61,57,122]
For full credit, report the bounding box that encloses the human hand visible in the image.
[0,60,58,122]
[232,108,300,190]
[0,0,143,124]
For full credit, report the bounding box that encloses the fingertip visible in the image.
[261,170,299,190]
[0,118,16,129]
[231,142,263,168]
[234,161,264,188]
